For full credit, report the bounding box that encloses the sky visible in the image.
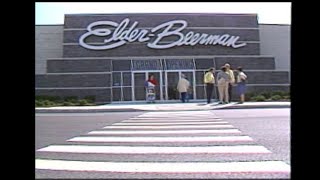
[35,2,291,25]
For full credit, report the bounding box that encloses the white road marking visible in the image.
[124,119,223,122]
[129,117,223,120]
[36,159,290,173]
[103,124,234,129]
[137,115,219,118]
[37,145,271,154]
[67,136,253,143]
[142,111,213,114]
[113,121,229,125]
[87,129,241,135]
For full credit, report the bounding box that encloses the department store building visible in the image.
[35,13,290,103]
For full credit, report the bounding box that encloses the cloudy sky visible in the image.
[35,2,291,25]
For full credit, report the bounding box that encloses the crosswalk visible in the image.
[36,110,290,179]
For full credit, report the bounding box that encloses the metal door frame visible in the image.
[132,70,163,101]
[164,70,196,101]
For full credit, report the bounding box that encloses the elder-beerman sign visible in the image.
[79,18,247,50]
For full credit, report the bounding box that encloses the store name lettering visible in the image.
[79,18,247,50]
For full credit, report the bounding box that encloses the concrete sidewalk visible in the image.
[35,101,290,113]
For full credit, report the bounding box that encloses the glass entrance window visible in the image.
[133,71,162,101]
[167,72,180,100]
[166,71,195,101]
[112,72,131,101]
[181,71,194,100]
[134,73,146,101]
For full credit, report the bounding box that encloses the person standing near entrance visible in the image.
[217,66,231,104]
[224,63,235,102]
[177,73,190,103]
[147,74,158,87]
[145,74,158,103]
[236,66,247,104]
[203,67,215,104]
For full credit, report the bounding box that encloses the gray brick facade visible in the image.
[63,43,260,57]
[64,13,258,29]
[214,57,275,70]
[36,74,111,87]
[47,59,111,73]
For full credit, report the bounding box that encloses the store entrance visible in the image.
[132,71,163,101]
[132,70,196,102]
[165,71,196,101]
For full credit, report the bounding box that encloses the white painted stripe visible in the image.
[103,125,234,129]
[141,112,214,115]
[130,117,223,120]
[143,111,212,114]
[113,122,229,125]
[139,113,214,115]
[141,114,214,116]
[136,117,221,119]
[67,136,253,143]
[138,114,216,117]
[140,111,214,116]
[123,119,223,123]
[36,159,290,173]
[37,145,271,154]
[138,114,217,117]
[88,129,242,135]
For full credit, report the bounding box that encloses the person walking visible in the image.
[177,73,190,103]
[217,66,231,104]
[236,66,247,104]
[224,63,235,102]
[203,67,215,104]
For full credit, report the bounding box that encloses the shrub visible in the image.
[36,96,61,102]
[251,95,266,102]
[260,91,272,99]
[35,95,96,107]
[272,91,288,97]
[35,100,45,107]
[63,101,74,106]
[78,99,88,106]
[246,92,258,101]
[283,95,290,100]
[64,96,78,103]
[84,96,95,103]
[270,95,282,101]
[42,100,56,107]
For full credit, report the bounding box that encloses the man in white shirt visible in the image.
[225,63,235,102]
[236,66,247,104]
[177,74,190,103]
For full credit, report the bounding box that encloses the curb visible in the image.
[35,108,145,113]
[35,105,290,113]
[214,105,290,110]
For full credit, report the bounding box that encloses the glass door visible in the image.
[132,71,163,101]
[166,72,180,100]
[181,71,195,100]
[165,71,196,101]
